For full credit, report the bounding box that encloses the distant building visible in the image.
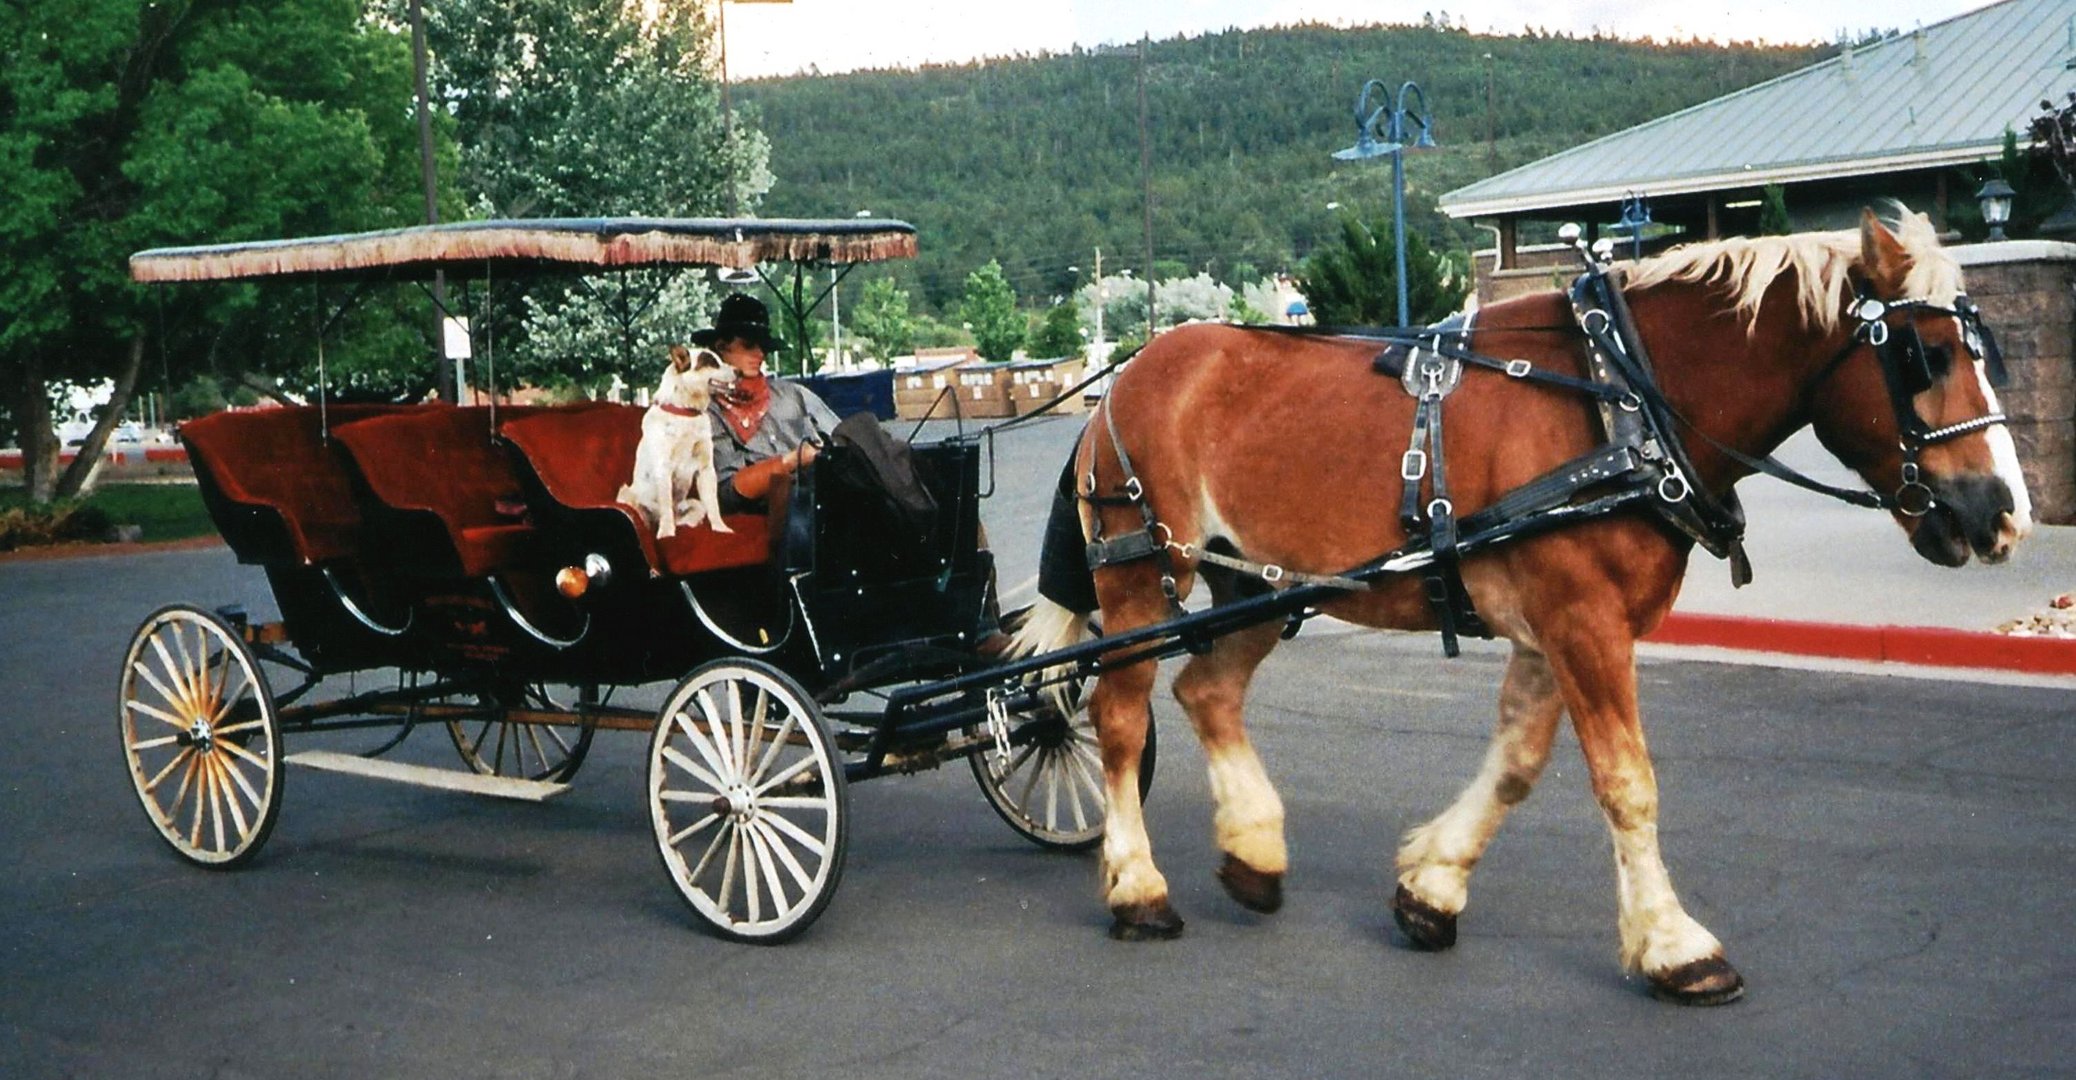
[1442,0,2076,303]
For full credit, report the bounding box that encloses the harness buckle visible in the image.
[1504,358,1533,378]
[1583,308,1612,336]
[1427,497,1454,519]
[1123,476,1143,501]
[1864,320,1890,347]
[1400,449,1428,482]
[1260,564,1286,584]
[1656,471,1690,504]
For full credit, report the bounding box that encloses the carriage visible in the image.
[118,209,2026,1001]
[116,217,1129,942]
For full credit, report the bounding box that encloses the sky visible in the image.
[720,0,1995,79]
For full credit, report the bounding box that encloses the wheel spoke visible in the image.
[212,756,251,840]
[666,811,722,847]
[143,747,195,794]
[749,712,798,786]
[217,737,271,771]
[219,750,265,815]
[1043,752,1061,832]
[129,733,183,752]
[751,820,818,895]
[743,824,792,915]
[1015,745,1046,810]
[759,806,828,859]
[740,825,764,924]
[743,687,769,781]
[1061,752,1090,832]
[661,746,725,793]
[135,656,189,721]
[715,826,742,916]
[726,684,749,783]
[673,708,734,785]
[126,698,189,731]
[688,818,731,882]
[752,753,819,798]
[211,718,267,738]
[693,689,738,777]
[166,626,202,715]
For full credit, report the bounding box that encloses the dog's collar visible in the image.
[656,403,705,418]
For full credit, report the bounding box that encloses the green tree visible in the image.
[849,277,917,362]
[2,0,431,501]
[958,260,1023,362]
[1758,184,1793,234]
[417,0,770,393]
[1295,214,1462,327]
[1028,302,1084,360]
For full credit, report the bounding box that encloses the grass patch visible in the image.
[0,483,215,550]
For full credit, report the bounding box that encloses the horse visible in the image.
[1010,207,2031,1004]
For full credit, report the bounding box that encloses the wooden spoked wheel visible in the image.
[971,687,1155,852]
[118,605,283,868]
[649,660,848,943]
[445,682,593,782]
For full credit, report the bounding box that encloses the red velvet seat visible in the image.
[330,405,546,578]
[180,404,410,566]
[499,404,769,576]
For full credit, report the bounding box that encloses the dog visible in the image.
[617,344,736,538]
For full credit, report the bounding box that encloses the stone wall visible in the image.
[1955,242,2076,525]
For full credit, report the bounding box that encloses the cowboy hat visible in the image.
[691,293,787,352]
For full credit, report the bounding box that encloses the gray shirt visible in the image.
[709,379,840,512]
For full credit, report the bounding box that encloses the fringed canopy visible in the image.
[130,217,918,284]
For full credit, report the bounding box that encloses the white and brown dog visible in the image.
[617,344,736,538]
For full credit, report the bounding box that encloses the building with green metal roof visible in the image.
[1442,0,2076,282]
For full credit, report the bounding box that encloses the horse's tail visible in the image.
[1003,454,1099,713]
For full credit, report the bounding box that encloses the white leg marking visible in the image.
[1597,767,1723,975]
[1101,767,1170,907]
[1206,744,1286,874]
[1397,648,1561,916]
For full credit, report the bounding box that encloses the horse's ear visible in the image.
[1859,209,1911,294]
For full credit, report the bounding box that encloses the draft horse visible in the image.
[1013,208,2031,1003]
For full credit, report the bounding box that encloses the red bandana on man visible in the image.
[716,373,772,444]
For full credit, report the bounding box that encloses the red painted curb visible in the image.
[1649,611,2076,676]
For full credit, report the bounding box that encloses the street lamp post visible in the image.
[1332,79,1436,328]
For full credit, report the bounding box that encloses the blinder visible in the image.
[1842,288,2012,515]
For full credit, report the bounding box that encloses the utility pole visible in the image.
[1093,246,1104,345]
[1138,35,1156,334]
[1483,53,1497,173]
[409,0,454,403]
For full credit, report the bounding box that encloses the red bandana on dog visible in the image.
[716,373,772,443]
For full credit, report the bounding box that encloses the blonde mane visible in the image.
[1621,205,1962,334]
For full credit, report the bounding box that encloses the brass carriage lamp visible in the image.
[1976,178,2015,242]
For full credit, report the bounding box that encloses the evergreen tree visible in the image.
[1296,214,1463,327]
[1758,184,1793,234]
[1028,302,1084,360]
[848,277,917,362]
[958,260,1023,362]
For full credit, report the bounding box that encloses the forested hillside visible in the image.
[740,23,1827,313]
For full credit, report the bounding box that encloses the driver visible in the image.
[693,293,839,513]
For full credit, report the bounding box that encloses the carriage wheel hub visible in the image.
[714,783,758,823]
[183,719,215,750]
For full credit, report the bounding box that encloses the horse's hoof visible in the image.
[1108,899,1186,941]
[1217,854,1284,914]
[1647,956,1746,1006]
[1391,884,1457,951]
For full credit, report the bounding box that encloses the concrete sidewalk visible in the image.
[1657,430,2075,673]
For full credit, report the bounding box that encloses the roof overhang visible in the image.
[1441,141,2009,220]
[130,217,918,284]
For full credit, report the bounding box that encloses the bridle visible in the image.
[1817,289,2011,516]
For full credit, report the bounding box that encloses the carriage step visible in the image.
[285,751,571,802]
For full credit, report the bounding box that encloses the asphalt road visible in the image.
[3,415,2071,1079]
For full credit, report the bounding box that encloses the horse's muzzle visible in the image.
[1908,473,2020,566]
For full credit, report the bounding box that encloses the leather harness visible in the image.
[1073,255,2010,658]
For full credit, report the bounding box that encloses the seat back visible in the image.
[331,405,544,578]
[180,404,409,565]
[500,403,769,577]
